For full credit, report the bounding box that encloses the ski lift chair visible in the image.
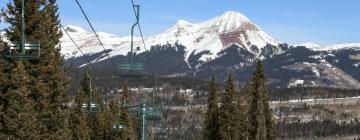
[146,106,161,120]
[154,127,168,136]
[118,62,144,78]
[82,103,101,113]
[113,124,127,131]
[6,43,40,59]
[5,0,40,60]
[82,68,101,113]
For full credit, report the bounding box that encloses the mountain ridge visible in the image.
[12,11,360,89]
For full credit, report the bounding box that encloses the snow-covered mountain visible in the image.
[61,11,280,63]
[58,11,360,89]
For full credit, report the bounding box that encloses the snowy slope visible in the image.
[60,11,280,62]
[297,43,360,51]
[60,25,141,61]
[132,11,280,60]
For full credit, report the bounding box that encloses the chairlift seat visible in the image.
[6,43,40,59]
[113,124,127,130]
[146,110,161,120]
[118,62,144,78]
[82,103,101,112]
[154,128,168,136]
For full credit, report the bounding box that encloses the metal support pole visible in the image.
[87,68,92,112]
[141,103,147,140]
[152,76,158,107]
[130,5,140,80]
[21,0,25,55]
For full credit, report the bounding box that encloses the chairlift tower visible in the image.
[5,0,40,60]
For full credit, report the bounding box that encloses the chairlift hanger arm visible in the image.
[5,0,41,60]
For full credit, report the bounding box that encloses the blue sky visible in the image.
[1,0,359,45]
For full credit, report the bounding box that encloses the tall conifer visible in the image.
[0,61,39,139]
[248,60,276,140]
[115,81,135,140]
[218,71,240,140]
[2,0,71,138]
[69,72,91,140]
[204,76,220,140]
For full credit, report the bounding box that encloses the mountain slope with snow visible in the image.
[60,11,280,62]
[57,11,360,89]
[297,43,360,51]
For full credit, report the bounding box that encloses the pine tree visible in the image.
[69,72,91,140]
[114,81,135,140]
[237,83,250,140]
[218,71,240,140]
[121,81,129,106]
[204,76,220,140]
[2,0,71,138]
[88,85,109,140]
[248,60,276,140]
[0,61,39,139]
[264,91,276,140]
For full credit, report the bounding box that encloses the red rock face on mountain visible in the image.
[220,31,244,48]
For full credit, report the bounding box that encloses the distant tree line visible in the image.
[269,87,360,101]
[277,119,360,139]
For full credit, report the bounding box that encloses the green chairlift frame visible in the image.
[118,62,144,78]
[114,3,167,140]
[82,68,101,113]
[5,0,40,60]
[153,127,168,136]
[124,102,162,140]
[118,5,144,78]
[122,76,165,140]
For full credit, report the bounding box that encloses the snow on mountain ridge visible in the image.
[63,25,88,34]
[298,43,360,51]
[59,11,281,63]
[129,11,280,60]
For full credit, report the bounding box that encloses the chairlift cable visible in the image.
[74,0,117,71]
[130,0,154,76]
[59,23,96,70]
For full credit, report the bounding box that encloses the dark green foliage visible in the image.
[269,87,360,101]
[1,0,71,139]
[0,62,39,139]
[114,81,135,140]
[87,87,111,140]
[248,60,276,140]
[218,71,241,140]
[278,119,360,139]
[237,83,250,140]
[69,72,91,140]
[204,76,220,140]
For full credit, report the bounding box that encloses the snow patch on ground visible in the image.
[312,68,320,77]
[288,79,304,88]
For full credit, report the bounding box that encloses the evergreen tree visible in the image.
[114,81,135,140]
[2,0,71,138]
[0,61,39,139]
[237,83,250,140]
[121,81,129,106]
[69,72,91,140]
[248,60,276,140]
[264,91,276,140]
[88,86,109,140]
[218,71,240,140]
[204,76,220,140]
